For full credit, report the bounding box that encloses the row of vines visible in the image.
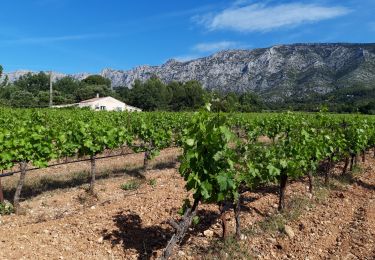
[0,107,374,259]
[164,108,375,258]
[0,108,190,211]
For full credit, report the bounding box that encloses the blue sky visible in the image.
[1,0,374,73]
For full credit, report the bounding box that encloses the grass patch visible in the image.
[328,174,354,191]
[308,177,331,202]
[203,236,253,260]
[71,171,90,183]
[148,178,157,188]
[0,201,14,215]
[314,185,330,203]
[258,213,286,233]
[98,169,111,179]
[351,164,362,175]
[246,195,313,237]
[120,180,141,191]
[328,164,363,191]
[334,173,354,186]
[284,196,311,221]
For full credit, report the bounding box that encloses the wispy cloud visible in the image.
[232,0,254,7]
[173,40,249,63]
[195,2,351,32]
[173,55,200,62]
[1,33,116,45]
[193,41,248,53]
[161,4,218,19]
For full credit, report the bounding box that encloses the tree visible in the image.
[82,75,111,88]
[13,72,49,94]
[130,77,172,111]
[358,101,375,114]
[183,80,205,109]
[167,81,186,110]
[0,85,21,100]
[54,76,81,94]
[239,92,263,112]
[37,91,50,107]
[115,85,133,104]
[75,85,112,101]
[166,80,205,111]
[224,92,240,112]
[10,90,37,107]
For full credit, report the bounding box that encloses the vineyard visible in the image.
[0,107,375,259]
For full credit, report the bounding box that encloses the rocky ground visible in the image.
[0,148,374,260]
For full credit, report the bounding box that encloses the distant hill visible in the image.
[4,43,375,102]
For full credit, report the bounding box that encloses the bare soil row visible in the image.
[0,148,374,259]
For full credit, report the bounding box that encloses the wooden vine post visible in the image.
[342,157,350,175]
[14,162,27,214]
[143,150,150,174]
[142,143,153,178]
[89,155,96,194]
[307,171,314,194]
[220,201,232,239]
[350,154,355,171]
[278,170,288,211]
[234,195,242,240]
[324,157,332,185]
[160,198,200,260]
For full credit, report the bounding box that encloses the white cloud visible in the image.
[233,0,254,7]
[174,41,250,63]
[173,55,200,62]
[193,41,247,53]
[1,33,115,45]
[197,2,350,32]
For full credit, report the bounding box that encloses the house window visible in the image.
[116,107,122,111]
[100,106,106,110]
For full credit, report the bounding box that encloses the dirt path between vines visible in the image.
[0,149,374,260]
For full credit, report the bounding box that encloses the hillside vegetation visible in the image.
[1,65,375,113]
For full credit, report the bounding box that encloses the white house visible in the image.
[53,95,142,112]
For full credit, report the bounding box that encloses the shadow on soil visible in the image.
[330,169,375,191]
[102,208,220,260]
[354,179,375,190]
[2,160,177,202]
[188,208,220,237]
[103,211,172,260]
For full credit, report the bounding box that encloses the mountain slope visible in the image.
[4,43,375,101]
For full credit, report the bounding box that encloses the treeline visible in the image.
[1,65,374,113]
[115,76,264,112]
[0,67,113,107]
[274,85,375,114]
[0,66,264,111]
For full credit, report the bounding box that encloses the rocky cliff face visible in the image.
[3,70,89,83]
[4,43,375,101]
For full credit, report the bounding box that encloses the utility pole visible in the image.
[49,71,53,107]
